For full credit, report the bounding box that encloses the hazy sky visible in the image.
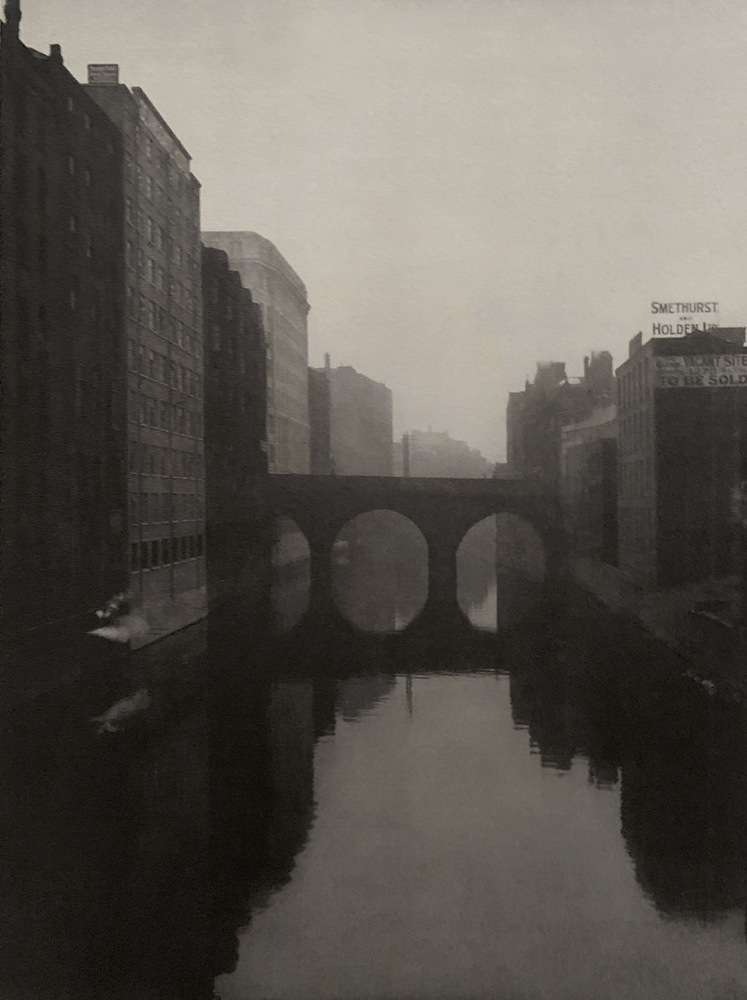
[19,0,747,460]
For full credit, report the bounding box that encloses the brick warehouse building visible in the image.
[202,245,269,612]
[507,352,614,487]
[617,328,747,589]
[84,65,207,644]
[0,4,127,641]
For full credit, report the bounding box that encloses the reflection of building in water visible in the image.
[336,676,397,722]
[506,609,747,928]
[332,512,428,632]
[619,693,747,921]
[210,671,333,981]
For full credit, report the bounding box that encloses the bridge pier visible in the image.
[419,532,462,626]
[306,534,337,625]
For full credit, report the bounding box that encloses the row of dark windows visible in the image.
[130,534,203,571]
[128,342,201,394]
[128,491,201,522]
[128,441,203,478]
[126,286,198,332]
[125,293,201,356]
[129,392,203,437]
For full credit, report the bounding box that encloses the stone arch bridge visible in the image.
[258,475,563,633]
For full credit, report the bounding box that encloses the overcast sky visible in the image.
[19,0,747,460]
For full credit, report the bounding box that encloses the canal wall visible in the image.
[569,556,747,699]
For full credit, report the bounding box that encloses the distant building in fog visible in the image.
[507,351,614,487]
[309,355,393,476]
[202,231,310,473]
[399,429,492,478]
[1,15,127,640]
[308,366,334,475]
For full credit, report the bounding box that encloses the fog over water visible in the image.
[20,0,747,458]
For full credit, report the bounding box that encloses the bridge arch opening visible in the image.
[457,513,546,631]
[331,510,428,633]
[271,516,310,633]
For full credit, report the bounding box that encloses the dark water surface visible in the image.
[2,539,747,999]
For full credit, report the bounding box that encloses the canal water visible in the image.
[2,522,747,999]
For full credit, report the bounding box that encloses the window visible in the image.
[131,543,139,571]
[84,113,91,130]
[126,241,133,267]
[67,96,74,113]
[146,175,153,200]
[150,539,160,567]
[160,400,168,429]
[148,350,156,379]
[69,215,77,233]
[162,538,170,563]
[140,542,150,570]
[147,216,154,243]
[181,536,188,560]
[148,258,155,284]
[196,534,203,556]
[188,535,196,558]
[148,301,156,331]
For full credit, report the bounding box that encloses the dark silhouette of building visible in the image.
[84,64,207,644]
[617,328,747,588]
[507,352,614,488]
[202,231,310,473]
[309,355,393,476]
[308,363,334,475]
[202,245,268,612]
[0,3,127,642]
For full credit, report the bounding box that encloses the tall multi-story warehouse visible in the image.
[202,231,310,474]
[617,328,747,589]
[309,356,393,476]
[0,6,127,643]
[202,245,268,612]
[84,64,207,644]
[506,352,614,487]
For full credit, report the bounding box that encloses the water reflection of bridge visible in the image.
[260,474,562,634]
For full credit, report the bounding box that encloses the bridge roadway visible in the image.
[255,474,563,635]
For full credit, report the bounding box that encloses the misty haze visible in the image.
[3,1,747,999]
